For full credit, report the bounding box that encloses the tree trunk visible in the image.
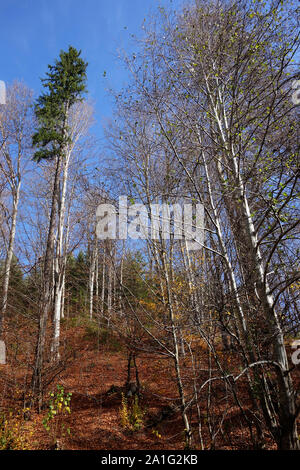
[161,244,192,448]
[51,148,71,360]
[89,239,97,319]
[31,154,62,406]
[210,86,299,449]
[0,181,20,338]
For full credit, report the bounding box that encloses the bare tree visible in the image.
[0,82,34,340]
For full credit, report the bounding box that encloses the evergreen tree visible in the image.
[31,46,88,405]
[32,46,88,161]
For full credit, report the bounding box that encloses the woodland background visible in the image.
[0,0,299,450]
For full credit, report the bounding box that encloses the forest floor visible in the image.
[0,317,298,450]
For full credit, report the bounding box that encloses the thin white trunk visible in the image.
[208,80,299,449]
[89,241,97,319]
[51,148,71,360]
[95,252,99,316]
[161,245,192,448]
[101,248,106,318]
[0,180,20,338]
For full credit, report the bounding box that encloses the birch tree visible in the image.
[51,100,94,359]
[0,82,34,339]
[107,0,299,449]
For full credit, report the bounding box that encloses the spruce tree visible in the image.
[32,46,87,405]
[32,45,87,161]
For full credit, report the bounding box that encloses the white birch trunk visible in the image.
[0,180,20,342]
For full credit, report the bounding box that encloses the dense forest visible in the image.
[0,0,299,451]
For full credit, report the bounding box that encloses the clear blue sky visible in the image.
[0,0,183,143]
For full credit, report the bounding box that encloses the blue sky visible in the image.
[0,0,183,143]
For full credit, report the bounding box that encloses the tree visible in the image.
[106,0,300,449]
[31,46,88,405]
[0,82,34,341]
[51,99,94,358]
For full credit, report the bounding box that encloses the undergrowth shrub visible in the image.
[0,410,35,450]
[43,384,72,448]
[119,393,145,431]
